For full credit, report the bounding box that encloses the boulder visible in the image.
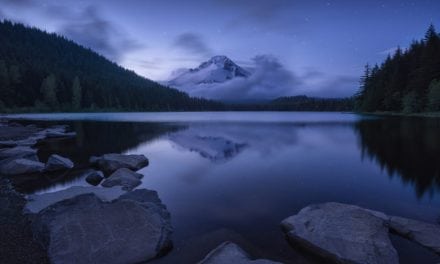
[0,146,37,160]
[198,242,281,264]
[83,170,104,186]
[25,186,125,214]
[388,216,440,254]
[32,189,173,264]
[90,153,149,174]
[281,202,399,264]
[101,168,143,191]
[0,158,45,175]
[45,154,74,171]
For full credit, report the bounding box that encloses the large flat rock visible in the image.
[90,153,149,174]
[198,242,281,264]
[32,189,172,264]
[25,186,125,214]
[281,202,399,264]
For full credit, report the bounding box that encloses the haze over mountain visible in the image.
[167,55,299,101]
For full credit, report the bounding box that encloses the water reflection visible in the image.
[7,113,440,263]
[355,117,440,197]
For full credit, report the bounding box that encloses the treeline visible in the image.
[224,96,353,111]
[355,25,440,113]
[269,96,354,111]
[0,20,222,112]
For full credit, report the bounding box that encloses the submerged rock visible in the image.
[90,153,149,174]
[45,154,74,172]
[0,158,45,175]
[101,168,143,191]
[198,242,281,264]
[83,170,104,186]
[281,203,399,264]
[388,216,440,255]
[32,189,172,264]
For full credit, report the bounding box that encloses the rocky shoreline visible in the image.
[1,119,440,264]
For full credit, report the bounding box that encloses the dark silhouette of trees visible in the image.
[0,20,222,112]
[356,24,440,113]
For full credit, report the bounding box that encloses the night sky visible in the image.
[1,0,439,98]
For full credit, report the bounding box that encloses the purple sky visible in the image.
[1,0,439,98]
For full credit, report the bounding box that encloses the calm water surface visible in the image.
[6,112,440,264]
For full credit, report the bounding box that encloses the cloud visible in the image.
[170,54,358,100]
[215,0,306,35]
[378,47,399,55]
[302,75,359,98]
[179,54,301,100]
[0,1,144,62]
[58,6,143,62]
[172,32,213,57]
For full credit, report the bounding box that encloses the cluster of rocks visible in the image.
[84,153,150,191]
[280,202,440,264]
[0,121,175,264]
[0,123,76,176]
[21,151,172,264]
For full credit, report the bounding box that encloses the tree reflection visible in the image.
[355,117,440,197]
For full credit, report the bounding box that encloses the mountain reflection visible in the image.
[355,117,440,197]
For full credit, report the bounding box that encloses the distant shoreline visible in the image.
[362,111,440,118]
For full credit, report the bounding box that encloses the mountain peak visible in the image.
[168,56,251,87]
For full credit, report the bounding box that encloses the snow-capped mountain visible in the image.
[167,55,251,87]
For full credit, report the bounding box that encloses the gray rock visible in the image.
[0,158,45,175]
[388,216,440,254]
[198,242,281,264]
[84,170,104,186]
[0,146,37,160]
[90,153,149,174]
[101,168,143,191]
[45,154,74,171]
[25,185,125,214]
[281,202,399,264]
[32,189,172,264]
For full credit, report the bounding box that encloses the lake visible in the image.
[6,112,440,264]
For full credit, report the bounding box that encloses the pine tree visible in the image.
[0,60,12,106]
[71,76,82,109]
[40,74,59,108]
[427,79,440,111]
[402,91,419,113]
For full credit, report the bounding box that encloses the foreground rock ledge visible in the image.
[281,202,440,264]
[198,242,282,264]
[32,189,173,264]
